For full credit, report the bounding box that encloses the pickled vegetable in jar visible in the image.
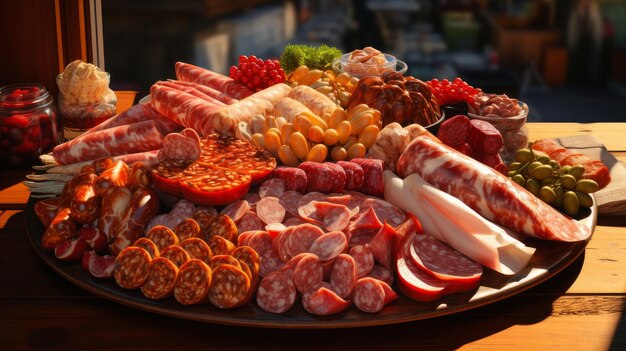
[0,84,62,167]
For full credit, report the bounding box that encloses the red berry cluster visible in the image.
[427,78,480,106]
[229,55,286,92]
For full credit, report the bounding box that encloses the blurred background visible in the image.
[100,0,626,123]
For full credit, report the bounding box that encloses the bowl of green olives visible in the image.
[507,147,598,217]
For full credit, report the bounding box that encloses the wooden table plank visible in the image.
[528,123,626,151]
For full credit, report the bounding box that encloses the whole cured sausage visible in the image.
[298,162,335,193]
[336,161,364,191]
[273,97,315,122]
[98,186,131,241]
[466,119,503,155]
[174,259,213,305]
[140,257,179,299]
[114,246,152,289]
[52,120,165,165]
[270,167,307,193]
[397,136,591,242]
[41,208,76,251]
[436,114,471,147]
[175,62,252,100]
[93,160,129,197]
[69,172,99,224]
[109,186,161,255]
[350,158,384,196]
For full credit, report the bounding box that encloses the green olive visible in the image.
[576,179,599,193]
[553,186,564,208]
[531,165,554,181]
[527,161,543,175]
[560,165,571,174]
[560,174,577,190]
[563,191,580,216]
[569,165,585,179]
[539,186,557,204]
[514,148,534,164]
[525,178,540,196]
[548,160,560,169]
[536,155,551,165]
[508,162,522,172]
[512,174,525,186]
[540,177,557,187]
[576,191,593,208]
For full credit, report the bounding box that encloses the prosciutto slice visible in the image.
[52,120,164,165]
[86,102,180,135]
[153,81,226,107]
[162,80,239,105]
[396,136,591,242]
[175,62,252,99]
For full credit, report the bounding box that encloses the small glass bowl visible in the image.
[332,53,408,79]
[467,101,529,163]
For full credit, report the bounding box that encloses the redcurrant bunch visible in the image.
[427,78,480,106]
[229,55,286,92]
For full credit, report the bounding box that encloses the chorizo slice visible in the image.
[209,264,252,309]
[208,254,241,270]
[174,259,213,305]
[205,214,238,243]
[207,235,236,256]
[160,245,191,268]
[146,225,180,251]
[180,237,213,264]
[114,246,152,289]
[173,218,202,241]
[141,257,179,299]
[231,246,261,276]
[133,237,160,259]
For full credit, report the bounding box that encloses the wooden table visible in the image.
[1,119,625,350]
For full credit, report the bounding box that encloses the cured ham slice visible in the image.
[384,171,535,275]
[153,81,227,107]
[168,80,239,105]
[175,62,252,99]
[86,102,180,135]
[52,120,165,165]
[396,136,591,242]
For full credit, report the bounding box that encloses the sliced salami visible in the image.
[159,128,201,163]
[329,254,358,299]
[256,197,286,224]
[336,161,364,191]
[367,264,394,286]
[348,228,378,247]
[302,286,351,316]
[293,253,324,294]
[324,194,360,218]
[174,259,212,305]
[180,237,213,264]
[309,231,348,261]
[173,218,202,241]
[353,277,385,313]
[379,279,399,305]
[366,223,396,269]
[410,233,483,288]
[360,197,406,228]
[270,166,307,193]
[140,257,179,300]
[245,231,273,256]
[348,206,383,232]
[258,178,286,198]
[133,237,160,259]
[237,211,264,233]
[145,213,170,234]
[242,192,261,210]
[256,272,297,314]
[160,245,191,268]
[259,248,285,277]
[209,264,252,309]
[350,158,384,196]
[279,190,303,217]
[265,222,286,238]
[114,246,152,289]
[170,199,197,222]
[220,199,250,223]
[206,235,236,256]
[279,253,309,278]
[349,245,375,278]
[436,114,471,147]
[280,224,324,261]
[283,217,308,227]
[313,201,351,232]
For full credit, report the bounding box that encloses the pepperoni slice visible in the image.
[209,264,252,309]
[133,237,160,259]
[366,223,396,269]
[114,246,152,289]
[256,272,297,314]
[160,245,191,268]
[329,254,358,299]
[192,207,217,232]
[179,237,213,264]
[141,257,179,300]
[173,218,202,241]
[146,225,179,251]
[174,259,213,305]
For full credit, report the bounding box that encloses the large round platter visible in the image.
[25,196,596,329]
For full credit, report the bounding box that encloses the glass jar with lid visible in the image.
[0,84,62,167]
